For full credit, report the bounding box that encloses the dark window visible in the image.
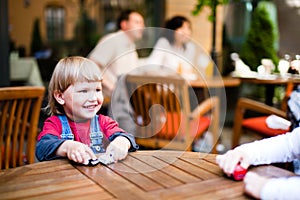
[45,6,65,41]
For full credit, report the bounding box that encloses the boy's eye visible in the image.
[78,90,88,93]
[96,88,102,92]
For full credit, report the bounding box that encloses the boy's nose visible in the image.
[89,92,98,100]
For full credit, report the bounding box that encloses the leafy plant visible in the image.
[240,2,279,71]
[192,0,230,22]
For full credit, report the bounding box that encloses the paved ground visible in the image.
[219,125,264,153]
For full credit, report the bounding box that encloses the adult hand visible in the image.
[216,149,251,177]
[244,172,270,199]
[106,136,131,162]
[57,140,97,165]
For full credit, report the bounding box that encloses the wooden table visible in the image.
[0,150,296,200]
[189,76,241,88]
[239,76,300,106]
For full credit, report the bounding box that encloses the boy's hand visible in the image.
[57,140,97,165]
[106,136,131,162]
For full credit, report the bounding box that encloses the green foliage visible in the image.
[30,18,43,56]
[240,3,279,71]
[192,0,230,22]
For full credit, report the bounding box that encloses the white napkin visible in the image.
[265,114,291,130]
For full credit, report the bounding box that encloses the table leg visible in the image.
[265,85,275,106]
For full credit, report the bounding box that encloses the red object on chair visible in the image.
[242,116,288,137]
[232,98,289,148]
[232,82,296,148]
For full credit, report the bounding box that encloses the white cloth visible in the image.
[288,90,300,123]
[236,129,300,199]
[88,30,139,96]
[265,114,291,130]
[146,37,197,77]
[10,57,44,86]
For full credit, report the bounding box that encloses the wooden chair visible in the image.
[0,86,45,169]
[232,82,295,148]
[126,74,220,152]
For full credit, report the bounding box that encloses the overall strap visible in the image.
[90,115,105,153]
[58,115,74,140]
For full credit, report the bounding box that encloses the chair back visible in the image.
[126,74,199,151]
[0,86,45,169]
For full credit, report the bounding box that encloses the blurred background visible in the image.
[1,0,300,86]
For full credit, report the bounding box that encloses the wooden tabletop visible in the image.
[239,76,300,85]
[189,76,241,88]
[0,150,296,200]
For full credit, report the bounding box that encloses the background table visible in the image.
[10,57,44,86]
[189,76,241,126]
[189,76,241,88]
[0,150,296,200]
[239,76,300,106]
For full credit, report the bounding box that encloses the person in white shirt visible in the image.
[216,129,300,199]
[88,9,144,97]
[217,59,300,199]
[88,10,144,134]
[147,16,197,77]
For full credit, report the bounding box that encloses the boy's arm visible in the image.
[109,132,139,152]
[98,114,139,151]
[35,134,65,161]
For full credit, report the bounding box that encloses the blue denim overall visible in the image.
[58,115,105,153]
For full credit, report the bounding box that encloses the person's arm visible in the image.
[99,115,139,161]
[35,134,65,161]
[244,172,300,199]
[104,132,139,162]
[216,128,300,176]
[261,176,300,199]
[236,128,300,166]
[56,139,97,164]
[109,132,139,152]
[36,117,65,161]
[36,134,97,164]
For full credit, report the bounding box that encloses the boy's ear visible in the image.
[54,90,65,105]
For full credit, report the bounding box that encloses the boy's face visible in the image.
[56,81,103,122]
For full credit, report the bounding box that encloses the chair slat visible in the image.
[4,100,17,168]
[11,99,24,168]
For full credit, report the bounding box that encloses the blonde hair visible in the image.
[47,56,102,115]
